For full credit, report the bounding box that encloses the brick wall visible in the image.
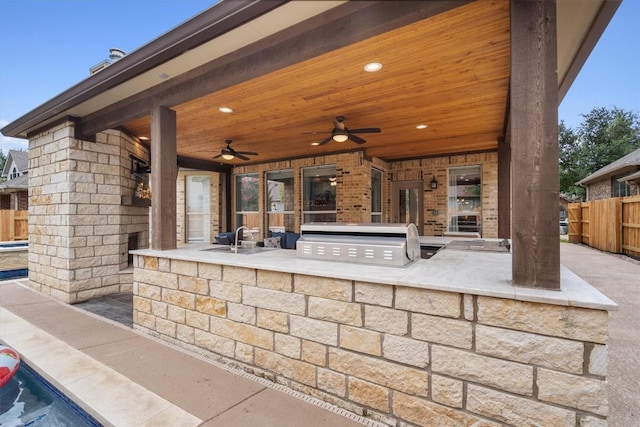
[133,255,609,426]
[28,121,149,303]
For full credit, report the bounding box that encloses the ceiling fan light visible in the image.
[221,154,235,160]
[332,132,349,142]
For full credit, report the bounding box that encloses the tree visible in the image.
[0,150,6,183]
[559,107,640,198]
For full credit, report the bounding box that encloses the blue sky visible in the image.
[1,0,638,153]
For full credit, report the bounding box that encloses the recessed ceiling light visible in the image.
[139,136,149,141]
[310,142,320,146]
[416,124,428,129]
[364,62,382,72]
[219,107,233,113]
[159,73,170,80]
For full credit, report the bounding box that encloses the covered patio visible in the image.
[1,1,621,425]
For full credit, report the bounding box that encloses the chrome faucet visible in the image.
[234,226,254,253]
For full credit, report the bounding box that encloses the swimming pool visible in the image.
[0,362,102,426]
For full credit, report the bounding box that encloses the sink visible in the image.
[201,246,277,255]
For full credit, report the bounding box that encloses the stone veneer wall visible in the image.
[587,180,612,201]
[176,171,221,244]
[133,255,609,427]
[390,152,498,238]
[28,121,149,303]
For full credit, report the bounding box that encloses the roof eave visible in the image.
[0,0,288,139]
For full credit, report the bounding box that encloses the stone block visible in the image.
[354,282,393,307]
[340,325,381,356]
[294,274,352,301]
[185,311,209,331]
[235,342,254,364]
[210,280,242,303]
[580,415,608,427]
[589,344,608,376]
[198,263,222,280]
[163,289,195,310]
[412,313,472,349]
[382,334,429,368]
[194,329,235,358]
[431,345,533,396]
[301,340,327,366]
[133,296,151,313]
[257,270,292,292]
[290,316,338,346]
[477,297,608,344]
[243,286,306,315]
[151,300,168,318]
[466,384,576,426]
[393,391,498,427]
[195,296,226,317]
[176,324,194,344]
[395,287,460,318]
[537,368,608,416]
[275,333,301,359]
[138,283,161,301]
[329,348,428,397]
[431,374,463,408]
[317,368,346,397]
[171,259,198,276]
[168,305,186,324]
[223,266,256,286]
[476,324,584,374]
[227,302,256,324]
[255,349,316,387]
[464,294,475,321]
[156,318,176,338]
[210,316,273,350]
[364,305,408,335]
[134,268,178,289]
[179,275,209,295]
[309,297,362,326]
[348,377,389,412]
[256,309,289,333]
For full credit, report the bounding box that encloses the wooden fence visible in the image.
[568,195,640,259]
[0,210,28,241]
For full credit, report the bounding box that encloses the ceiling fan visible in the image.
[213,140,258,161]
[313,115,381,145]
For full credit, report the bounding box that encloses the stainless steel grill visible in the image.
[297,223,421,267]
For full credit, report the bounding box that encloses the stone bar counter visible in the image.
[131,244,616,426]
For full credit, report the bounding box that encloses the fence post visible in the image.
[568,203,582,243]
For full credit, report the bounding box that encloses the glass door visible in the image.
[186,175,211,242]
[392,180,423,234]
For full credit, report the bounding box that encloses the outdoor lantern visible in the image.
[430,175,438,189]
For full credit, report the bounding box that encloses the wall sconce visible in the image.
[430,175,438,189]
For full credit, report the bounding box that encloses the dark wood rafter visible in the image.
[510,0,560,289]
[498,135,511,239]
[77,0,472,138]
[150,106,178,250]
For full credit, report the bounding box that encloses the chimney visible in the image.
[90,48,127,75]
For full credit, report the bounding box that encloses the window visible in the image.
[447,166,482,234]
[371,168,383,223]
[235,173,260,238]
[10,167,18,179]
[613,173,632,197]
[302,165,336,223]
[266,169,294,233]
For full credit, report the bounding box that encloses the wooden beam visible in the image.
[498,135,511,238]
[151,106,177,250]
[510,0,560,289]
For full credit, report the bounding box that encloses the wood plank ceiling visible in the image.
[123,1,510,165]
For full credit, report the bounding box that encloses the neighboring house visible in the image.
[0,150,28,210]
[577,147,640,200]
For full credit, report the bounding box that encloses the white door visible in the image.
[186,176,211,242]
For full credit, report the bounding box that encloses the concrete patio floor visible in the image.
[1,242,638,426]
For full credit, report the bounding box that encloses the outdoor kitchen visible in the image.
[131,222,613,426]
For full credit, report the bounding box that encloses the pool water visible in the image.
[0,362,101,426]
